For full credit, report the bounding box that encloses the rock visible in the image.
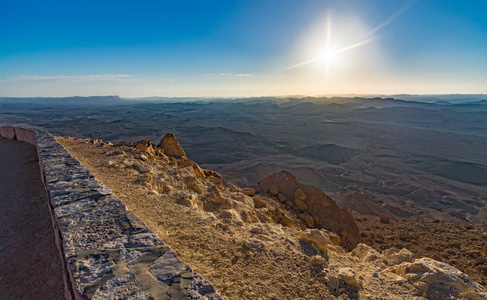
[242,188,255,196]
[392,258,487,299]
[210,177,224,189]
[310,255,327,266]
[298,213,315,228]
[220,209,243,225]
[188,274,222,300]
[148,189,159,195]
[207,185,222,197]
[383,248,414,265]
[338,267,360,288]
[137,164,152,173]
[324,275,340,291]
[116,141,130,146]
[135,139,151,146]
[135,143,149,152]
[203,169,222,180]
[278,193,287,203]
[157,134,186,158]
[180,166,195,178]
[352,243,381,262]
[136,153,148,161]
[270,185,279,196]
[163,184,175,193]
[186,178,203,194]
[328,233,340,246]
[208,197,226,205]
[252,171,361,250]
[299,229,333,252]
[154,148,166,158]
[92,273,151,300]
[294,189,306,201]
[243,238,266,250]
[178,193,197,207]
[104,160,115,167]
[253,197,267,208]
[279,215,293,227]
[149,251,190,284]
[294,198,308,211]
[178,158,205,178]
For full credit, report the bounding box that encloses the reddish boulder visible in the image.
[252,171,362,250]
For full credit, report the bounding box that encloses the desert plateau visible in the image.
[2,0,487,298]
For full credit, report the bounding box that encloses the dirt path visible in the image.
[0,137,66,299]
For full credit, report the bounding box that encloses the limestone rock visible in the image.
[328,232,340,246]
[298,213,315,228]
[243,238,265,250]
[252,171,361,249]
[157,134,187,158]
[220,209,243,225]
[149,250,190,283]
[338,267,361,288]
[253,197,267,208]
[178,158,205,178]
[310,255,327,266]
[324,275,340,291]
[294,189,306,201]
[242,187,255,196]
[298,229,333,252]
[189,274,223,300]
[392,258,487,299]
[270,185,279,196]
[178,193,197,208]
[135,143,149,152]
[208,197,226,205]
[203,169,222,180]
[383,248,414,265]
[352,243,381,262]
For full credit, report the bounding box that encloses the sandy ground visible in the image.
[0,137,66,299]
[57,136,487,299]
[57,136,337,299]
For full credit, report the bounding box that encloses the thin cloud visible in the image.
[204,73,253,78]
[1,74,140,83]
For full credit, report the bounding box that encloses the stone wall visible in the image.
[0,126,221,299]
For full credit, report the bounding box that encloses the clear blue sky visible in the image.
[1,0,486,97]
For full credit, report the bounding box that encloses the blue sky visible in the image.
[0,0,486,97]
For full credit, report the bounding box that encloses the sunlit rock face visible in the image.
[252,171,362,250]
[157,133,187,158]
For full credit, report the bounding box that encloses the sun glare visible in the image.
[320,49,335,63]
[284,3,411,82]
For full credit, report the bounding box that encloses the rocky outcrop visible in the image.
[252,171,361,250]
[391,258,487,299]
[157,133,187,158]
[57,134,487,299]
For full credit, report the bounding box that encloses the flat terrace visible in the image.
[0,137,67,299]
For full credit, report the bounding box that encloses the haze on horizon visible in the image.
[1,0,486,98]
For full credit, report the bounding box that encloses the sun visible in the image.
[320,49,336,64]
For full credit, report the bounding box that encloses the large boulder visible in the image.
[252,171,361,250]
[391,258,487,299]
[157,134,187,158]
